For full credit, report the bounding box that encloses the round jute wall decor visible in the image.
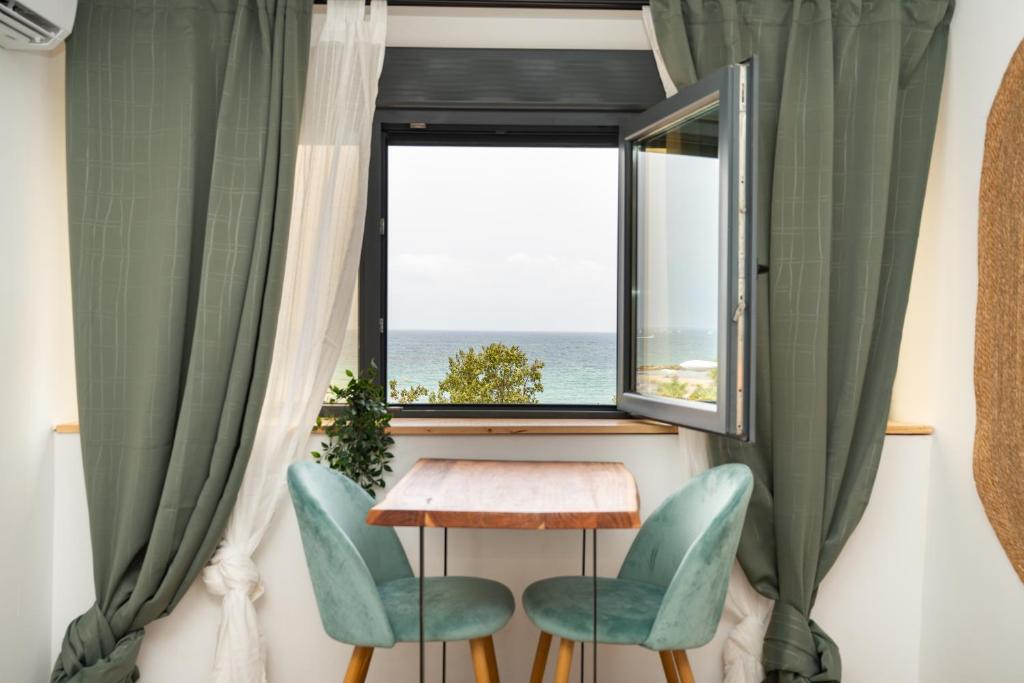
[975,38,1024,584]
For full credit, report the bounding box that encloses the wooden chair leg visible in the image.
[483,635,501,683]
[672,650,696,683]
[358,648,373,681]
[342,646,373,683]
[553,638,575,683]
[659,650,680,683]
[530,632,553,683]
[470,637,493,683]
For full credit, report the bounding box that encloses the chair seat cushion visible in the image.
[522,576,665,646]
[378,576,515,643]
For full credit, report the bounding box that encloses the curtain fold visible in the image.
[201,1,387,681]
[53,0,311,680]
[648,1,953,681]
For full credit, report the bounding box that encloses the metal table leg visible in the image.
[581,530,586,683]
[442,528,448,683]
[419,525,425,683]
[592,529,597,683]
[581,529,599,683]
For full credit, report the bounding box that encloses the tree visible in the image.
[389,342,544,404]
[655,367,718,403]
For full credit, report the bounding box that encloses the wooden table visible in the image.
[368,458,642,683]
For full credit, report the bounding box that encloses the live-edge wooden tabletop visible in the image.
[366,458,641,530]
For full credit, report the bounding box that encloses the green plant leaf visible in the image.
[311,364,394,498]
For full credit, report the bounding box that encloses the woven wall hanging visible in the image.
[975,38,1024,584]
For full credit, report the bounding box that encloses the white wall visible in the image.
[385,6,649,49]
[891,4,1024,680]
[51,432,933,683]
[0,46,77,683]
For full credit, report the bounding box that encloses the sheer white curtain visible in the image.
[676,428,771,683]
[641,6,678,99]
[642,9,772,682]
[201,2,387,681]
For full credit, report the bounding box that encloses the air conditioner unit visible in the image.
[0,0,75,50]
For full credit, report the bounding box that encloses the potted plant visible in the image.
[313,365,394,497]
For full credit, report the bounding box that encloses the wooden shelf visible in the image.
[884,422,935,436]
[55,419,934,436]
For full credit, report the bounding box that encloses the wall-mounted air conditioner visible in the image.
[0,0,75,51]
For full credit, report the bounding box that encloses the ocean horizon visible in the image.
[387,329,618,404]
[328,328,717,405]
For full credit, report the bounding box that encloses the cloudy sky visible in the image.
[386,143,719,334]
[387,145,620,333]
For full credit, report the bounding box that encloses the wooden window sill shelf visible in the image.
[55,419,934,436]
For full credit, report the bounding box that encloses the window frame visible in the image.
[338,48,760,430]
[360,111,634,418]
[617,61,757,440]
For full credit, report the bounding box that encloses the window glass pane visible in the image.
[634,104,721,405]
[387,145,619,405]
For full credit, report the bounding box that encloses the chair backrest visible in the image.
[287,462,413,647]
[617,463,753,651]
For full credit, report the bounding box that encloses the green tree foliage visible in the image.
[389,383,431,404]
[390,342,544,404]
[655,368,718,403]
[313,365,394,497]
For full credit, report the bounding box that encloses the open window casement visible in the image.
[617,60,756,441]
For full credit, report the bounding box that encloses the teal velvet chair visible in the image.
[522,463,753,683]
[287,462,515,683]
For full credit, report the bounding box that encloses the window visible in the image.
[385,140,620,407]
[342,49,756,439]
[619,62,755,439]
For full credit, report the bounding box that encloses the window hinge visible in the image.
[379,217,386,235]
[379,317,385,334]
[739,75,747,113]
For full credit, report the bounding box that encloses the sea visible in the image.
[330,328,718,405]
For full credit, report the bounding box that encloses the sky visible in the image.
[386,143,720,334]
[387,145,620,333]
[637,150,720,333]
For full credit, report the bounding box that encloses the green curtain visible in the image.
[52,1,310,680]
[649,1,952,681]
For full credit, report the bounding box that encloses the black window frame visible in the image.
[361,113,633,419]
[343,48,753,431]
[345,47,665,419]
